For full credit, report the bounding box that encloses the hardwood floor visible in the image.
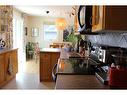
[1,59,55,89]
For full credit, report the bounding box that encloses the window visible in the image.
[44,25,58,41]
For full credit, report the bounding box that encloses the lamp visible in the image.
[55,18,67,30]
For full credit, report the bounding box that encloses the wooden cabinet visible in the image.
[0,54,5,87]
[92,6,127,32]
[4,50,18,81]
[40,53,51,81]
[10,50,18,74]
[92,6,103,32]
[40,50,60,82]
[0,49,18,88]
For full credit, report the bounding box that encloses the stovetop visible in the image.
[57,58,98,75]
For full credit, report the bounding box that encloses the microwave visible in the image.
[77,5,98,35]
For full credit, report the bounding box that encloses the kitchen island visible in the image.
[40,48,60,82]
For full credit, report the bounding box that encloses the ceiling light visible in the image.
[55,18,67,31]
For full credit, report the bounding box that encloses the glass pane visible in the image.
[44,24,58,41]
[44,25,57,31]
[44,32,57,41]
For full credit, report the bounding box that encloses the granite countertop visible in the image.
[55,49,109,89]
[0,48,18,54]
[40,48,61,53]
[55,75,109,89]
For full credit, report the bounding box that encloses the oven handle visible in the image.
[52,63,57,82]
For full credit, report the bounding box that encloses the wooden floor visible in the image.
[2,59,55,89]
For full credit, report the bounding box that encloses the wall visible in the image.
[0,5,13,49]
[88,32,127,48]
[13,8,26,65]
[26,16,74,48]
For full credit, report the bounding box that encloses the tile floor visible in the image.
[2,59,55,89]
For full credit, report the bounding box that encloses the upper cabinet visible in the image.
[92,6,127,32]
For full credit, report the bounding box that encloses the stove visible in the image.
[57,58,98,75]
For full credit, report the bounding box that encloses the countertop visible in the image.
[57,58,96,75]
[55,75,109,89]
[60,48,87,59]
[55,49,109,89]
[40,48,61,53]
[0,48,18,54]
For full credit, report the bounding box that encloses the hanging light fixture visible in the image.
[55,18,67,30]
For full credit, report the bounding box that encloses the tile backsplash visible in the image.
[88,32,127,48]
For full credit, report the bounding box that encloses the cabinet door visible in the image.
[51,53,60,68]
[92,6,104,32]
[4,52,13,81]
[10,50,18,74]
[4,50,18,81]
[74,6,79,34]
[40,61,51,81]
[40,53,51,81]
[0,54,5,87]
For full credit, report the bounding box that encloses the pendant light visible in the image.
[55,18,67,30]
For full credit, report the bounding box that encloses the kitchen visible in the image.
[40,6,127,89]
[0,5,127,90]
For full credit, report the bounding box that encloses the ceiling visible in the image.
[14,6,75,18]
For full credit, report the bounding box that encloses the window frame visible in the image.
[43,24,58,42]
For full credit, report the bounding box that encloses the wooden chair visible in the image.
[50,44,60,48]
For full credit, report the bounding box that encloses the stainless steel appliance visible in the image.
[78,6,92,33]
[98,47,108,63]
[97,46,120,65]
[77,5,98,35]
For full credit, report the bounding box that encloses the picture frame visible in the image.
[32,28,39,37]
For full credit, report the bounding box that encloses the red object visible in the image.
[109,67,127,88]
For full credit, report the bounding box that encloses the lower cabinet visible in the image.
[0,49,18,88]
[0,54,5,87]
[4,50,18,81]
[40,52,60,82]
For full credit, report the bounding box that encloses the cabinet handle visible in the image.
[52,63,57,81]
[89,16,92,25]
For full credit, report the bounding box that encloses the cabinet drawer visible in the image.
[40,59,50,63]
[40,53,50,59]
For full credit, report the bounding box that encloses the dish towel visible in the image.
[7,57,13,75]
